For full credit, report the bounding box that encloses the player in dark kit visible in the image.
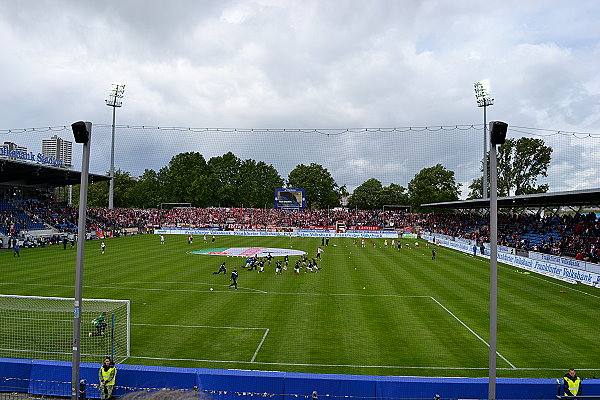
[432,248,436,260]
[229,268,238,289]
[213,262,227,274]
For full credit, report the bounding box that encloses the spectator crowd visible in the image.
[1,196,598,263]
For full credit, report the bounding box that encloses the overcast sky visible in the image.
[1,1,599,197]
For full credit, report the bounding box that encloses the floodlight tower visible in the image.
[474,80,494,199]
[105,83,125,209]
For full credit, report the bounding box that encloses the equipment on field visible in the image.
[0,295,130,364]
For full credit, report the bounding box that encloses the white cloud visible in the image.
[0,0,599,196]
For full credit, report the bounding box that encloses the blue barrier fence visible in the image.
[1,358,599,399]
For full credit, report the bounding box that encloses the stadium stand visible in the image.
[1,192,598,263]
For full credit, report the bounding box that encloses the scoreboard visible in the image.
[274,188,306,209]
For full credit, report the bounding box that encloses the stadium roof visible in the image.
[0,158,109,188]
[423,188,600,209]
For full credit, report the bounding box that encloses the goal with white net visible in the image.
[0,295,130,364]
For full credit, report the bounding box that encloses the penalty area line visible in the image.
[250,328,269,362]
[429,296,516,369]
[131,323,267,330]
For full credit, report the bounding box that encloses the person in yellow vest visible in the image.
[563,368,581,397]
[99,357,117,399]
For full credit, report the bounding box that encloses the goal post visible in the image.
[159,202,192,210]
[0,295,130,364]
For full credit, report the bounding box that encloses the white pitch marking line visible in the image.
[132,323,267,330]
[429,296,516,369]
[251,328,269,362]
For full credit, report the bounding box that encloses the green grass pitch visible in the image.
[2,234,599,378]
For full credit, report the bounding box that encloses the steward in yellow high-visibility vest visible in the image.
[563,369,581,397]
[99,357,117,399]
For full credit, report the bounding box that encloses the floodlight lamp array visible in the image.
[474,81,494,107]
[105,84,126,107]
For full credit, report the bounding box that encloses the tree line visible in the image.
[78,138,551,211]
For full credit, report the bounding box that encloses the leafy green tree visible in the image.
[86,179,108,207]
[161,152,212,206]
[83,170,136,208]
[379,183,409,208]
[287,163,340,209]
[239,160,284,208]
[408,164,460,212]
[348,178,383,210]
[467,138,552,199]
[131,169,162,208]
[207,152,243,207]
[113,170,138,207]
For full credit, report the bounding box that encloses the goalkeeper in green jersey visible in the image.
[90,312,108,337]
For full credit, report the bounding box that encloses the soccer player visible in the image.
[213,262,227,274]
[187,235,193,245]
[275,261,282,275]
[316,247,324,259]
[473,244,477,256]
[160,235,165,245]
[384,239,388,248]
[13,243,20,257]
[306,262,313,273]
[312,258,322,270]
[361,238,366,247]
[101,241,106,255]
[284,255,289,269]
[90,312,108,337]
[432,248,436,260]
[294,260,301,275]
[229,268,238,289]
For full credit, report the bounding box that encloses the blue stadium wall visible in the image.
[1,358,599,399]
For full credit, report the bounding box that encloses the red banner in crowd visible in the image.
[356,226,381,231]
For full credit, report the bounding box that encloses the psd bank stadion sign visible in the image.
[0,147,65,167]
[274,188,306,210]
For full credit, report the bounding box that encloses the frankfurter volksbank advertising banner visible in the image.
[274,188,306,210]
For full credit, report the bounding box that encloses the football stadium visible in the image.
[1,123,599,400]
